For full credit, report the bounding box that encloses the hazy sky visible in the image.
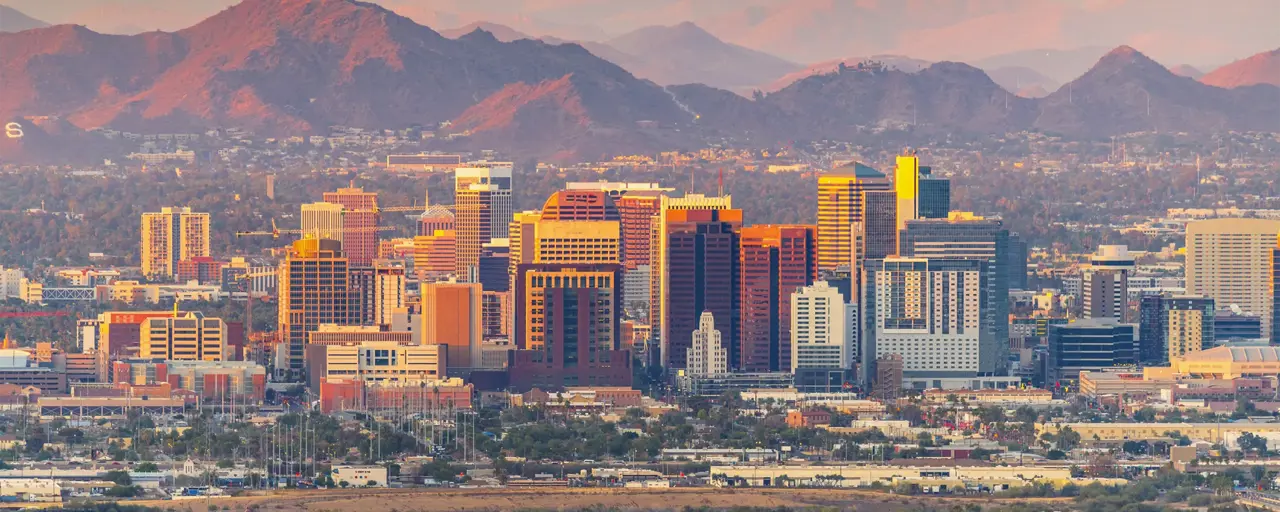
[5,0,1279,66]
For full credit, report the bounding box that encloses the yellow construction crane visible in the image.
[232,269,277,342]
[235,219,395,238]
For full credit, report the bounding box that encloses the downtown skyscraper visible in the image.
[455,162,514,280]
[817,162,891,271]
[1186,218,1280,339]
[323,186,378,267]
[657,206,742,369]
[738,225,817,372]
[897,213,1013,376]
[277,238,358,375]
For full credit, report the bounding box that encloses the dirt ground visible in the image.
[128,487,1068,512]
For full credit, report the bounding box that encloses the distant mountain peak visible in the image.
[1201,46,1280,88]
[1094,45,1157,68]
[440,21,531,42]
[1076,45,1172,82]
[460,27,500,43]
[0,4,50,32]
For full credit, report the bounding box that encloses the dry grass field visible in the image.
[126,486,1069,512]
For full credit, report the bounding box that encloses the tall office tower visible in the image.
[509,264,630,390]
[323,186,379,267]
[687,311,728,377]
[917,168,951,220]
[1139,295,1169,364]
[616,193,664,269]
[1084,245,1135,321]
[418,205,455,236]
[1167,295,1215,361]
[1007,234,1029,290]
[861,257,989,385]
[514,264,621,350]
[510,192,622,349]
[356,260,406,328]
[894,152,920,230]
[278,239,359,375]
[141,207,210,279]
[739,225,818,372]
[1045,320,1136,387]
[649,194,733,350]
[481,290,510,339]
[140,312,227,361]
[422,282,483,369]
[301,202,345,243]
[477,240,511,292]
[1274,244,1280,345]
[862,190,898,259]
[898,213,1011,375]
[1186,218,1280,339]
[791,281,857,373]
[412,230,456,281]
[657,207,742,369]
[455,162,514,280]
[817,162,891,271]
[563,182,670,272]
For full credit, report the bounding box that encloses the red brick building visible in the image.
[317,378,473,413]
[176,257,224,285]
[786,408,832,428]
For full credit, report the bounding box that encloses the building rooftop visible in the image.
[1182,346,1280,363]
[825,162,884,179]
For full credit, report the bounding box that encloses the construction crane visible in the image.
[235,219,396,239]
[232,270,276,342]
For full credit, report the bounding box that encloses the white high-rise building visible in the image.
[791,281,858,372]
[1083,245,1135,321]
[301,202,345,243]
[686,311,727,377]
[1186,218,1280,339]
[0,267,24,299]
[864,257,986,380]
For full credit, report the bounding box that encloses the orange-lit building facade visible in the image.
[739,225,818,372]
[323,187,379,267]
[422,282,482,369]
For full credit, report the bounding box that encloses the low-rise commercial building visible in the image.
[711,465,1093,492]
[305,341,447,390]
[330,465,388,487]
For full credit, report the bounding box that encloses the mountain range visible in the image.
[0,4,46,32]
[439,20,799,92]
[5,0,1280,163]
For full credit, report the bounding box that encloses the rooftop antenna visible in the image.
[690,167,695,195]
[718,168,724,197]
[1195,154,1201,199]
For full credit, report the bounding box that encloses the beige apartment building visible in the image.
[1185,218,1280,339]
[139,312,226,361]
[141,207,209,279]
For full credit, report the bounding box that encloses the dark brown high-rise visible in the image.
[862,190,898,260]
[660,208,742,369]
[739,225,818,372]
